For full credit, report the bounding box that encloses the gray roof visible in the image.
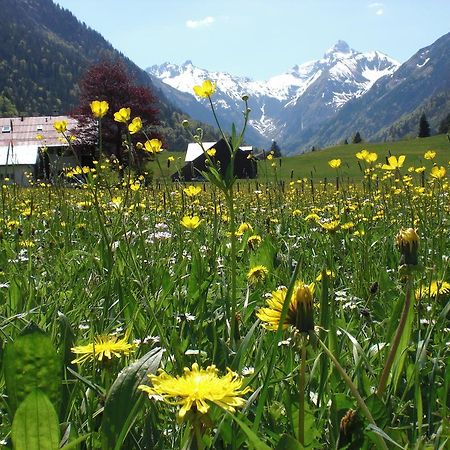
[0,116,77,148]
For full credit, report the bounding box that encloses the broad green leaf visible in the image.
[3,323,62,417]
[11,390,60,450]
[101,347,163,450]
[392,290,414,392]
[229,413,272,450]
[275,434,303,450]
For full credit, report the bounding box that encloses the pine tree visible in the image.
[418,113,430,138]
[270,140,282,158]
[352,132,362,144]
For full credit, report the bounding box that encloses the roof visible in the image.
[185,142,216,162]
[0,143,39,166]
[0,116,78,148]
[185,142,253,162]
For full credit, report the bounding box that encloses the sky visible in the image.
[53,0,450,80]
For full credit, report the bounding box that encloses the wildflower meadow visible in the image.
[0,82,449,449]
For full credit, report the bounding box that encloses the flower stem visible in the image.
[317,336,388,450]
[298,336,307,446]
[227,189,238,349]
[193,421,205,450]
[377,274,413,397]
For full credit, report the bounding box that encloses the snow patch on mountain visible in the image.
[147,41,400,145]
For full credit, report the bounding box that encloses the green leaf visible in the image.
[231,123,239,151]
[229,413,272,450]
[101,347,163,450]
[11,390,60,450]
[392,289,414,392]
[275,434,303,449]
[366,423,403,449]
[3,323,62,417]
[60,435,90,450]
[365,394,388,425]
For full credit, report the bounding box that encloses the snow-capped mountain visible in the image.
[297,32,450,151]
[147,41,399,149]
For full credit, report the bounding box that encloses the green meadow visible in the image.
[1,107,449,448]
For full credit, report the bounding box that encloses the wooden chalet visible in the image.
[172,139,257,181]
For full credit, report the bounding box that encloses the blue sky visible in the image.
[54,0,450,80]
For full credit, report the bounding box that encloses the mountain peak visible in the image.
[324,40,352,58]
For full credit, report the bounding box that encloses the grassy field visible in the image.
[0,134,449,448]
[156,134,450,183]
[258,134,450,181]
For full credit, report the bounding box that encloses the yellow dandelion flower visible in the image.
[424,150,436,160]
[356,150,369,160]
[206,147,216,157]
[415,280,450,300]
[341,221,354,230]
[236,222,253,236]
[382,155,405,170]
[328,159,341,169]
[139,362,251,419]
[111,196,123,207]
[319,220,340,232]
[183,185,202,197]
[315,270,335,282]
[128,117,142,134]
[53,120,67,133]
[396,228,419,266]
[114,107,131,123]
[193,80,217,98]
[430,166,446,179]
[90,100,109,118]
[181,215,202,230]
[7,220,20,229]
[144,139,163,154]
[365,152,378,163]
[71,333,135,364]
[19,240,35,248]
[305,213,320,221]
[257,281,315,333]
[247,265,269,285]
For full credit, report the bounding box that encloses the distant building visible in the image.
[0,116,84,185]
[172,139,257,181]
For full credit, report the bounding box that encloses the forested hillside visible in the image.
[0,0,218,149]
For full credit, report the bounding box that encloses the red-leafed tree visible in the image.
[72,59,160,168]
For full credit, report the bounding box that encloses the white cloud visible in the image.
[186,16,215,29]
[368,2,384,15]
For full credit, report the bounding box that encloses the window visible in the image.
[1,126,11,133]
[36,125,43,131]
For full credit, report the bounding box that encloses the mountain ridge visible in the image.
[147,43,400,150]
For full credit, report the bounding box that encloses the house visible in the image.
[172,139,257,181]
[0,116,81,185]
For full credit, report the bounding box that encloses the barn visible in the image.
[172,139,257,181]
